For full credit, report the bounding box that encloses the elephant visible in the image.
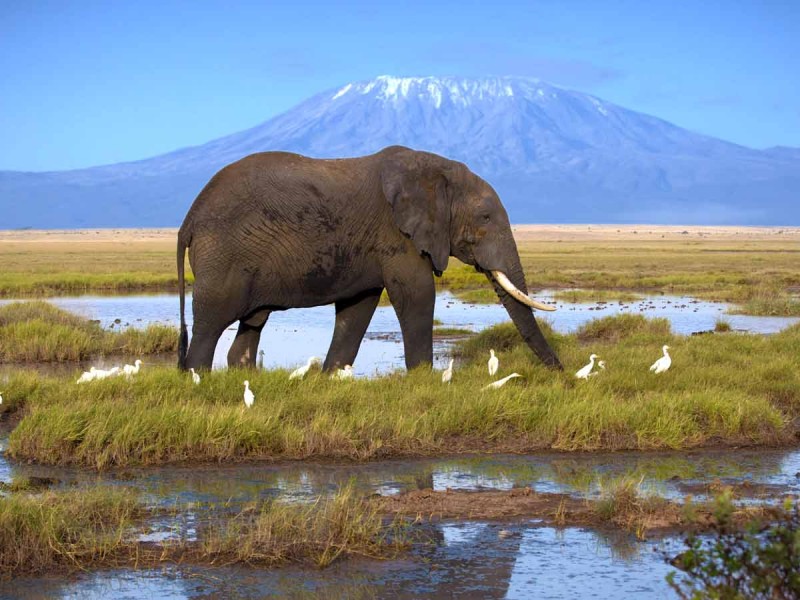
[176,145,562,372]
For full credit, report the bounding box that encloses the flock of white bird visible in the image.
[67,344,672,412]
[574,344,672,379]
[441,348,523,390]
[76,359,142,383]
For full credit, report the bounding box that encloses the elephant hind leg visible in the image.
[323,288,382,372]
[227,308,271,368]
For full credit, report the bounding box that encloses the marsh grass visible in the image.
[714,319,732,333]
[595,476,674,538]
[0,487,140,575]
[552,289,643,303]
[0,484,406,577]
[201,484,407,567]
[575,314,671,344]
[0,301,178,362]
[7,315,799,468]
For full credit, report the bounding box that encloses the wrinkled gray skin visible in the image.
[177,146,561,372]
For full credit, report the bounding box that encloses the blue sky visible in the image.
[1,0,798,171]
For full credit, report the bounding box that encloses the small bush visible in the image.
[576,314,671,343]
[714,319,732,333]
[667,496,800,599]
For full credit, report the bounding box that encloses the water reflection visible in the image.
[4,524,678,599]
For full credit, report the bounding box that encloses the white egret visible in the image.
[243,380,255,408]
[77,367,98,384]
[289,356,322,380]
[649,345,672,374]
[488,349,499,377]
[588,360,607,378]
[190,368,201,385]
[257,350,265,369]
[442,359,454,384]
[0,391,3,405]
[575,354,599,380]
[482,373,522,390]
[93,367,120,381]
[123,359,143,378]
[332,365,354,380]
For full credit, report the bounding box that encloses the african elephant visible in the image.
[177,145,562,372]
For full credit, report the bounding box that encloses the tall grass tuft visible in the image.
[0,487,140,575]
[201,483,407,567]
[575,313,672,343]
[0,301,177,362]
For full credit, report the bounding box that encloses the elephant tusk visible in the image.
[491,271,556,312]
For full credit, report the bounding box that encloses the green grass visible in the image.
[714,318,732,333]
[201,483,407,567]
[6,315,799,468]
[552,289,643,303]
[0,301,178,362]
[0,484,406,577]
[433,327,474,336]
[0,487,141,575]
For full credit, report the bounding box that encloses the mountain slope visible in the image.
[2,75,799,227]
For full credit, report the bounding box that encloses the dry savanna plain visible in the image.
[1,225,799,584]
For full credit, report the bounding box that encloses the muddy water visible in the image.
[1,291,797,377]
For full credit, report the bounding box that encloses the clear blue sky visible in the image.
[1,0,798,171]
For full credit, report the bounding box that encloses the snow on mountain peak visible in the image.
[329,75,565,109]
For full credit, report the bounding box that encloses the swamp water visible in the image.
[1,439,799,598]
[1,292,798,597]
[1,290,797,376]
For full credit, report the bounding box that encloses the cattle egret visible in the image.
[77,367,98,384]
[649,345,672,374]
[289,356,322,380]
[442,359,454,384]
[243,380,255,408]
[0,391,3,405]
[123,359,143,378]
[258,350,265,369]
[488,349,499,376]
[190,368,201,385]
[332,365,354,380]
[482,373,522,390]
[588,360,607,378]
[575,354,599,380]
[93,367,120,381]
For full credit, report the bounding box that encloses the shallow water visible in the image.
[1,291,797,376]
[6,524,680,599]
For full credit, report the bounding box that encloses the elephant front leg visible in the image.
[227,308,271,368]
[385,265,435,370]
[323,288,383,372]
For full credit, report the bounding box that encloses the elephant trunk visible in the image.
[487,260,562,369]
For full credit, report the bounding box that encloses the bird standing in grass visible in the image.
[588,360,606,378]
[123,359,143,378]
[649,345,672,374]
[243,380,255,408]
[332,365,354,380]
[442,359,454,384]
[483,373,522,390]
[575,354,599,380]
[190,368,201,385]
[258,350,265,369]
[77,367,98,384]
[0,391,3,405]
[488,349,499,377]
[289,356,321,380]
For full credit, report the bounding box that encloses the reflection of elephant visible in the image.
[177,146,561,371]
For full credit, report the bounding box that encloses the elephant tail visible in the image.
[177,229,190,371]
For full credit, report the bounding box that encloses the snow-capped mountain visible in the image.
[2,75,799,227]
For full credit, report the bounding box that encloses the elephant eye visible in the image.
[481,214,491,223]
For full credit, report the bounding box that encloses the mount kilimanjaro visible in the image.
[2,75,799,228]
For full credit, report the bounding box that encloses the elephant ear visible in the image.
[381,151,451,276]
